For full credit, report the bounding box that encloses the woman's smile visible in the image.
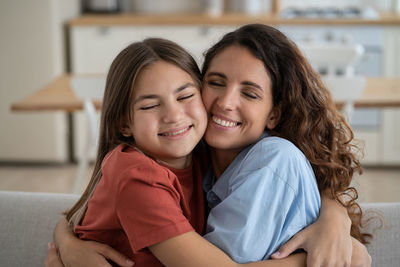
[210,114,241,129]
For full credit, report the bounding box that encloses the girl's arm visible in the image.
[149,231,306,267]
[272,194,371,267]
[51,218,306,267]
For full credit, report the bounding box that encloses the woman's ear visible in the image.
[266,105,281,130]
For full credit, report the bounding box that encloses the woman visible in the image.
[46,24,371,267]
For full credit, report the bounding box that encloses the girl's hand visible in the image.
[54,218,134,267]
[350,237,372,267]
[271,196,354,267]
[271,218,352,267]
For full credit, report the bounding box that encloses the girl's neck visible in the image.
[133,145,192,170]
[156,154,192,170]
[210,148,242,179]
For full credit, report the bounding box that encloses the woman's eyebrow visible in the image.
[241,81,264,91]
[206,72,226,79]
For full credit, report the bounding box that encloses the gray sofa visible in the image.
[0,191,399,267]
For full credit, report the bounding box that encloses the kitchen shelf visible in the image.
[68,12,400,26]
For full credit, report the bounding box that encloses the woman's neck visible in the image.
[210,148,242,179]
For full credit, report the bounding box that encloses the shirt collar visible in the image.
[203,131,270,206]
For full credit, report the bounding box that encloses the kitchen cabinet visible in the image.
[70,25,237,73]
[381,27,400,164]
[0,0,80,162]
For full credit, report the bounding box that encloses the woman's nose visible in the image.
[216,87,239,111]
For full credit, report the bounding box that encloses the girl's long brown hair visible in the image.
[67,38,202,228]
[202,24,370,243]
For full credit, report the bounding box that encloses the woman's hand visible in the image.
[53,218,134,267]
[271,196,353,267]
[44,242,64,267]
[59,238,134,267]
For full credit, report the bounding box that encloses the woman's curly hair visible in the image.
[202,24,370,243]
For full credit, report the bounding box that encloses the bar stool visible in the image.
[70,75,106,193]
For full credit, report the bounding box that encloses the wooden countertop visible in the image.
[10,75,400,112]
[68,12,400,26]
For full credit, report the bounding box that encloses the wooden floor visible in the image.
[0,164,399,203]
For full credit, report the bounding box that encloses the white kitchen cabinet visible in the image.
[381,27,400,164]
[70,25,237,73]
[0,0,79,162]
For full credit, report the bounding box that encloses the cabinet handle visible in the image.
[97,27,111,36]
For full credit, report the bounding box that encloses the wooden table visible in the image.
[10,75,400,112]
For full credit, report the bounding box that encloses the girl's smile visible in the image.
[158,125,193,139]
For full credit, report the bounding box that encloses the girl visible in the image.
[66,38,208,266]
[48,26,371,267]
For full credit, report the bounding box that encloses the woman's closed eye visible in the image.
[242,92,258,99]
[207,80,225,87]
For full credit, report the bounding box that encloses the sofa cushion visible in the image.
[361,202,400,267]
[0,191,79,267]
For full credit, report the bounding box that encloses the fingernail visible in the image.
[126,259,135,266]
[271,251,280,257]
[47,242,53,249]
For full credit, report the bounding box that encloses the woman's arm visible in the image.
[52,218,134,267]
[272,193,371,267]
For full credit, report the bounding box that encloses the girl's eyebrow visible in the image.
[134,82,196,104]
[175,82,196,93]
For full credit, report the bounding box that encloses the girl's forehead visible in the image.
[133,61,196,97]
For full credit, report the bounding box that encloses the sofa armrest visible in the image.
[0,191,79,267]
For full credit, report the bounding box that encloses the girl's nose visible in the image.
[162,103,183,123]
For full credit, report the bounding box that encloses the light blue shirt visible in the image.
[203,132,321,263]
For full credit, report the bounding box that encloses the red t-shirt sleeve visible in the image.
[116,162,194,253]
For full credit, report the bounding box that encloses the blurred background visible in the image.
[0,0,399,202]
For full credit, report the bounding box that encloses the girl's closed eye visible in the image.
[139,103,160,110]
[177,93,194,101]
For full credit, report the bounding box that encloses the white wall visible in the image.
[0,0,80,162]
